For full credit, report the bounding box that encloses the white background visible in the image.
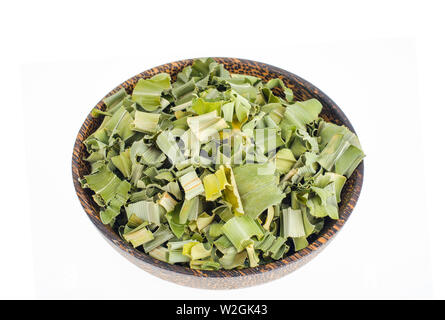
[1,0,444,299]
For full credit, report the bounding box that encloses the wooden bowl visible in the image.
[72,58,364,289]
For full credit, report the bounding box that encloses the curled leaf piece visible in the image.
[125,201,163,227]
[221,102,235,122]
[275,148,296,174]
[99,179,131,225]
[183,242,212,260]
[179,170,205,200]
[130,140,165,168]
[308,182,339,219]
[165,205,186,239]
[203,165,228,201]
[191,98,223,115]
[104,88,128,114]
[261,103,286,125]
[219,248,247,270]
[190,259,221,270]
[253,128,284,154]
[111,149,132,178]
[221,166,244,216]
[263,207,275,231]
[131,111,160,134]
[156,131,184,165]
[158,192,178,213]
[233,163,285,219]
[167,239,197,263]
[318,122,364,177]
[83,164,129,205]
[149,246,169,262]
[255,231,289,260]
[179,196,202,224]
[281,98,323,131]
[196,212,215,232]
[267,237,289,260]
[123,222,154,248]
[132,73,171,111]
[213,204,234,222]
[281,208,305,238]
[222,215,264,252]
[293,237,309,251]
[143,225,174,253]
[104,106,135,142]
[265,78,294,102]
[315,172,346,203]
[187,110,228,143]
[245,243,259,268]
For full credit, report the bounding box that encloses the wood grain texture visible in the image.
[72,58,364,289]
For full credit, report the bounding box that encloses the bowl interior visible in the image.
[72,57,364,278]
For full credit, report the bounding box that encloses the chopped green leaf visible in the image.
[80,58,364,270]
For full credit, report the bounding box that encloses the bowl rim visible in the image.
[72,57,364,278]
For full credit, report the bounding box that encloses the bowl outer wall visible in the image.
[72,57,364,289]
